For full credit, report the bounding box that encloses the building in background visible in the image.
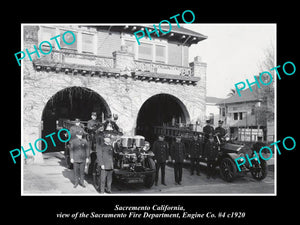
[217,85,271,143]
[22,24,208,163]
[206,96,224,127]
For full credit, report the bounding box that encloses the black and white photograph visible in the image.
[20,23,276,195]
[4,5,298,225]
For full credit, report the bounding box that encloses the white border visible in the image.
[20,23,277,196]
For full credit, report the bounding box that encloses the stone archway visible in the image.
[135,93,190,144]
[41,86,111,152]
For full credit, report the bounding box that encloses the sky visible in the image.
[184,24,276,98]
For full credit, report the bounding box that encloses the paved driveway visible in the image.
[22,152,275,195]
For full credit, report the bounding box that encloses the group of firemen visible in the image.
[67,112,227,192]
[68,112,120,193]
[152,119,227,186]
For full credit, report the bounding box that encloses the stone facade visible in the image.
[22,25,207,164]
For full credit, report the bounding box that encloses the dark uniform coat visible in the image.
[96,143,114,170]
[87,119,102,133]
[188,140,203,158]
[69,138,89,163]
[152,140,169,163]
[215,126,226,138]
[204,140,218,161]
[69,124,85,140]
[203,125,215,141]
[170,142,186,163]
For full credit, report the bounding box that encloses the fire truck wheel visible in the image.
[143,158,156,188]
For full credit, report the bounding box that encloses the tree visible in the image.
[227,88,236,97]
[254,42,275,140]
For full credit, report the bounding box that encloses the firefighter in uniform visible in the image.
[188,133,202,176]
[215,120,227,142]
[96,135,114,193]
[170,135,186,185]
[204,134,219,179]
[152,134,169,186]
[203,119,214,143]
[69,118,86,140]
[87,112,102,150]
[87,112,102,174]
[69,129,89,188]
[203,119,218,179]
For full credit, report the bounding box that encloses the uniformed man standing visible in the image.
[170,135,186,185]
[203,119,214,143]
[152,135,169,186]
[204,135,218,179]
[203,119,218,179]
[188,134,202,176]
[69,130,89,188]
[96,135,114,193]
[69,118,86,140]
[87,112,102,150]
[215,120,226,141]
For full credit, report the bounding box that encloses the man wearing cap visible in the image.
[170,135,186,185]
[204,135,219,179]
[87,112,102,134]
[96,135,114,193]
[203,119,214,143]
[188,134,202,176]
[152,135,169,186]
[203,119,218,179]
[215,120,227,141]
[69,118,86,140]
[69,130,89,188]
[87,112,102,150]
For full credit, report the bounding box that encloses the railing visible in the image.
[41,50,114,68]
[134,60,192,77]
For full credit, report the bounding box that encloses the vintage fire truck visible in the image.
[153,125,268,182]
[58,119,156,191]
[93,135,156,191]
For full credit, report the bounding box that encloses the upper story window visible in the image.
[39,26,56,49]
[138,42,153,61]
[155,45,166,63]
[123,34,167,64]
[60,30,77,50]
[39,26,95,54]
[125,40,135,54]
[239,112,243,120]
[233,112,244,120]
[220,107,226,117]
[233,112,238,120]
[82,33,94,53]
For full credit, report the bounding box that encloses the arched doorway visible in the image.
[136,93,190,144]
[41,86,111,152]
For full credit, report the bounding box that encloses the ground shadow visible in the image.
[58,156,94,186]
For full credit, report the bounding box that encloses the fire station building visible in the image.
[22,25,207,163]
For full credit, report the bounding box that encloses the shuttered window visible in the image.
[125,40,135,54]
[60,30,77,50]
[82,33,94,53]
[138,43,152,61]
[155,45,166,63]
[40,27,56,48]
